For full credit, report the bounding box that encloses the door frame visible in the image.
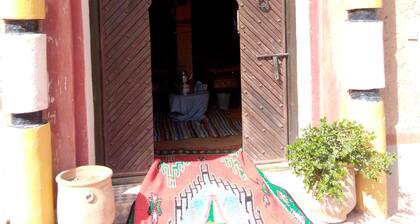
[286,0,299,143]
[88,0,299,173]
[89,0,105,166]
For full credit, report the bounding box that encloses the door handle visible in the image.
[257,53,288,80]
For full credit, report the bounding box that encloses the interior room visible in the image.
[149,0,242,151]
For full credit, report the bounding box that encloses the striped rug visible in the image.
[154,110,242,142]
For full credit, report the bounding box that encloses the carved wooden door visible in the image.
[98,0,153,177]
[239,0,288,162]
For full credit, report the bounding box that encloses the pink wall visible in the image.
[309,1,347,123]
[44,0,89,178]
[309,0,320,123]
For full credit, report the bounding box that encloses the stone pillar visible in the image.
[0,0,54,223]
[343,0,388,219]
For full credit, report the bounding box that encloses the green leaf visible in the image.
[287,117,396,201]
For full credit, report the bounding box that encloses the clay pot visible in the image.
[311,168,357,223]
[56,165,115,224]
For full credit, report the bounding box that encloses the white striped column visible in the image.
[342,0,389,219]
[0,0,54,223]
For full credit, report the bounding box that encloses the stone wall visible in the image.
[380,0,420,218]
[380,1,420,143]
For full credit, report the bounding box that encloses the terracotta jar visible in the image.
[56,165,115,224]
[310,168,357,223]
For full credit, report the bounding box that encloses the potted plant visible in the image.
[287,118,396,223]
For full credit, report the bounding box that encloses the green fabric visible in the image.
[156,200,162,215]
[147,199,154,215]
[256,168,312,224]
[126,201,136,224]
[206,200,215,223]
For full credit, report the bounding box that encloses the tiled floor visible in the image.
[264,169,420,224]
[113,184,141,224]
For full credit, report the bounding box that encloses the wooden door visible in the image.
[239,0,288,162]
[97,0,153,177]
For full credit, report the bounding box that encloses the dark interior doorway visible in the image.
[149,0,242,151]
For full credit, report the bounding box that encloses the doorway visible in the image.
[91,0,289,178]
[150,0,242,153]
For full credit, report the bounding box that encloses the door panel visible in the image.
[239,0,287,162]
[98,0,153,177]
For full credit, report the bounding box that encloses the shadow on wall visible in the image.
[346,185,415,223]
[379,0,399,216]
[394,188,415,217]
[387,145,417,220]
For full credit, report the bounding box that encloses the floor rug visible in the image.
[154,110,242,142]
[127,150,311,224]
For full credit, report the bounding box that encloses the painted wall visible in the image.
[43,0,90,178]
[380,1,420,144]
[309,1,348,123]
[310,0,420,220]
[0,20,3,110]
[0,20,6,221]
[379,1,420,220]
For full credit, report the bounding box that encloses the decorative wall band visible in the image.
[11,112,45,127]
[5,20,39,33]
[341,21,384,90]
[0,0,46,20]
[348,9,377,21]
[345,0,382,11]
[346,94,388,217]
[4,123,54,224]
[344,2,387,218]
[347,93,386,153]
[0,33,48,113]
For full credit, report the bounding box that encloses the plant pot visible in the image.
[56,165,115,224]
[310,168,356,223]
